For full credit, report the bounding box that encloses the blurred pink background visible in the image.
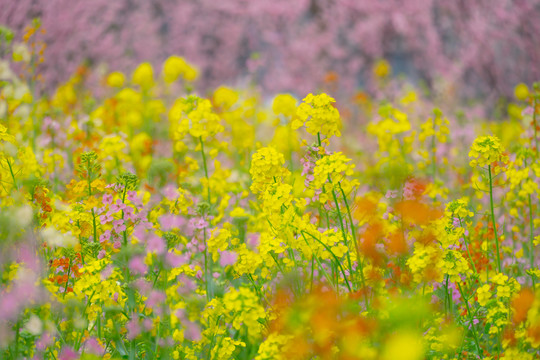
[2,0,539,100]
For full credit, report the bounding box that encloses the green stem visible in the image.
[302,230,352,292]
[121,182,128,246]
[153,321,161,358]
[488,165,502,273]
[338,182,368,307]
[533,96,539,157]
[199,137,211,204]
[529,193,535,269]
[329,179,354,288]
[456,282,482,356]
[63,257,72,298]
[6,157,18,190]
[13,319,20,359]
[444,274,450,315]
[300,232,335,289]
[91,208,98,245]
[203,227,211,301]
[431,133,436,183]
[458,217,478,275]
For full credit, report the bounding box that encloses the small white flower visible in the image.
[24,314,43,335]
[41,227,77,248]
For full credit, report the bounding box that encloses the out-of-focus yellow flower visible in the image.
[132,62,154,90]
[272,94,297,117]
[514,83,529,101]
[162,55,198,83]
[170,96,223,141]
[0,124,15,143]
[213,86,239,109]
[381,331,424,360]
[373,59,391,78]
[106,71,125,88]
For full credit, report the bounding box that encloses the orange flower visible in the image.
[394,200,442,226]
[512,288,535,324]
[386,231,408,255]
[359,221,385,265]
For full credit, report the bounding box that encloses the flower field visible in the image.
[2,21,540,360]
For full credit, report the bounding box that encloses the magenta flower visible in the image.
[84,337,105,355]
[195,218,208,229]
[162,184,179,201]
[59,346,78,360]
[127,191,143,207]
[36,332,53,351]
[129,256,148,275]
[102,193,113,205]
[113,219,126,233]
[147,234,166,255]
[124,206,135,219]
[126,318,141,340]
[145,290,166,308]
[166,252,188,267]
[219,251,238,267]
[99,230,111,242]
[100,213,113,224]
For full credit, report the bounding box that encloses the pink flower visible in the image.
[195,218,208,229]
[145,290,166,308]
[99,230,111,242]
[143,318,153,331]
[102,193,113,205]
[219,251,238,267]
[129,256,148,275]
[126,318,141,340]
[84,337,105,355]
[159,214,181,231]
[59,346,78,360]
[162,184,179,200]
[147,234,166,255]
[127,191,143,207]
[100,213,113,224]
[166,252,188,267]
[113,219,126,233]
[36,332,53,351]
[184,321,201,341]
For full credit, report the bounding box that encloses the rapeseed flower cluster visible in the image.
[294,93,341,138]
[1,33,540,360]
[469,135,509,174]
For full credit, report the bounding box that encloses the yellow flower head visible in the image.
[0,124,15,143]
[132,62,154,90]
[477,284,492,306]
[213,86,239,109]
[250,147,290,196]
[514,83,529,101]
[106,71,125,88]
[373,59,391,78]
[162,55,199,83]
[469,136,508,174]
[170,96,223,142]
[294,93,341,138]
[445,198,473,219]
[312,152,355,190]
[272,94,297,117]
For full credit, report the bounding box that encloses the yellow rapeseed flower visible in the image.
[294,93,341,138]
